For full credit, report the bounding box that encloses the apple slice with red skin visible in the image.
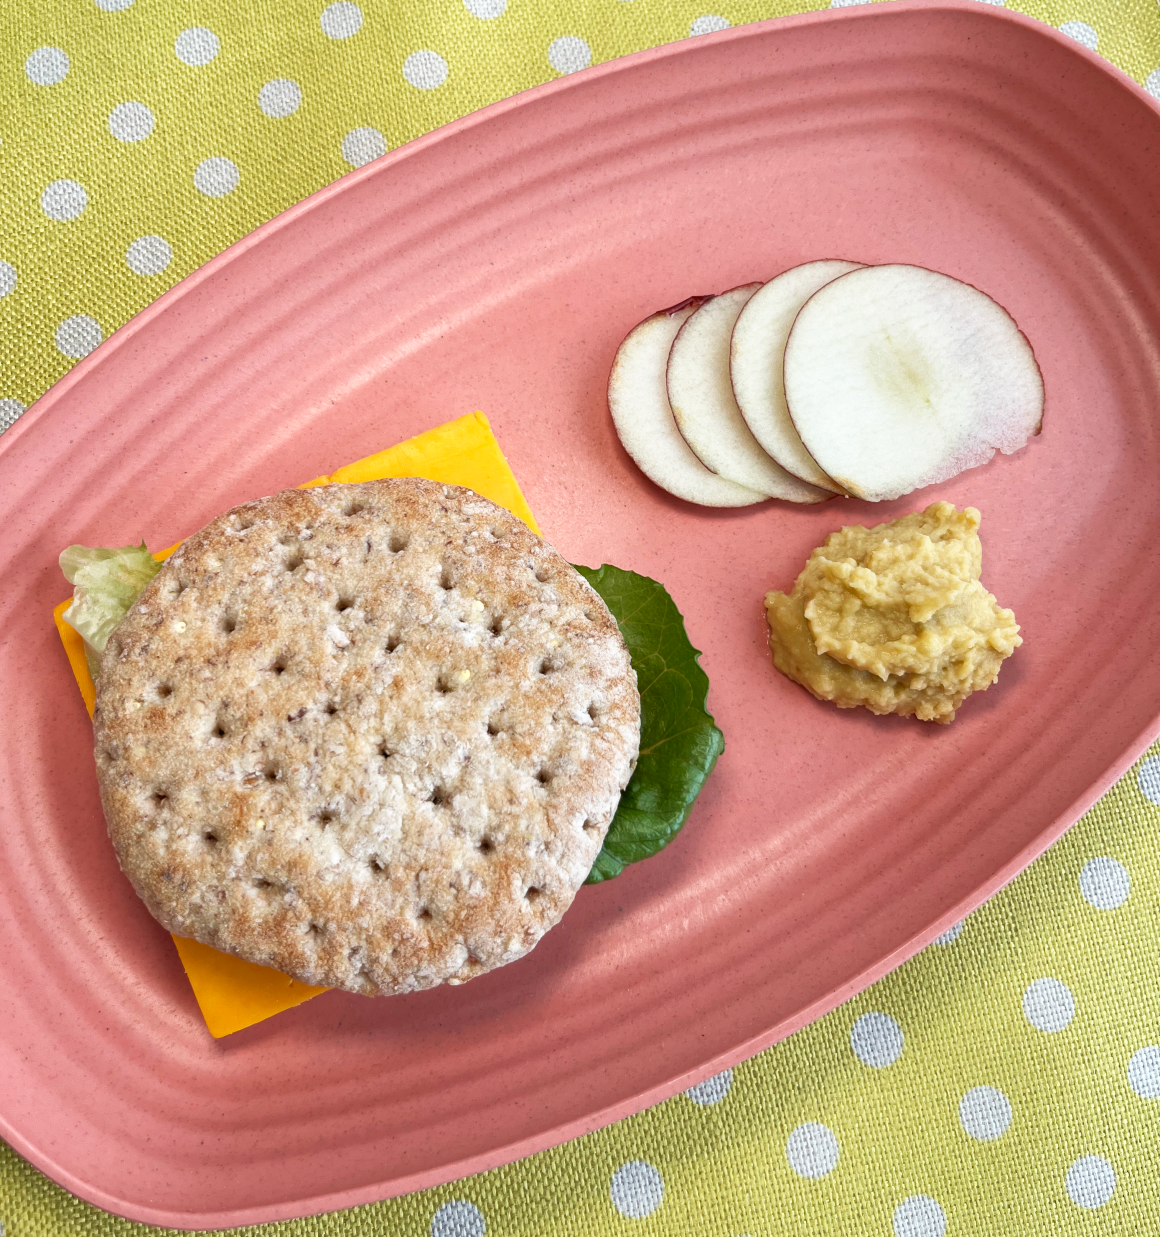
[730,259,864,493]
[667,286,831,504]
[784,264,1044,502]
[608,300,767,507]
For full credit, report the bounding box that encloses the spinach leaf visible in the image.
[575,564,724,883]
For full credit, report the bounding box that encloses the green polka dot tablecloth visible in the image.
[4,2,1160,1234]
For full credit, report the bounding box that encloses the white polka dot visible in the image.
[126,236,172,276]
[548,36,591,75]
[1138,755,1160,804]
[464,0,506,16]
[175,27,219,66]
[0,399,26,433]
[258,79,302,118]
[430,1199,486,1237]
[684,1068,733,1105]
[41,179,87,221]
[1066,1155,1115,1208]
[25,47,70,86]
[1079,856,1130,910]
[0,261,15,298]
[194,157,239,197]
[56,315,102,359]
[609,1160,664,1219]
[403,50,448,89]
[690,15,730,35]
[341,127,386,167]
[892,1195,947,1237]
[95,0,133,10]
[830,0,871,8]
[1146,69,1160,100]
[850,1012,904,1068]
[108,102,155,142]
[932,920,964,946]
[785,1122,839,1179]
[1128,1046,1160,1099]
[958,1086,1012,1141]
[1023,978,1075,1033]
[321,2,363,39]
[1059,21,1098,51]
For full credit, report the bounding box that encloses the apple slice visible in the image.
[784,264,1044,502]
[608,300,767,507]
[730,259,864,493]
[667,286,831,504]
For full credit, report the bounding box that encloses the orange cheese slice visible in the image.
[54,412,539,1037]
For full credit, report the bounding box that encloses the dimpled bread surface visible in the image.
[93,478,640,995]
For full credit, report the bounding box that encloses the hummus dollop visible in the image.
[764,502,1020,723]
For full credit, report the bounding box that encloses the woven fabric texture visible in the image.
[4,1,1160,1234]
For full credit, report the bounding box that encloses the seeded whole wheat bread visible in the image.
[94,479,641,995]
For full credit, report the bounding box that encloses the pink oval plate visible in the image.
[4,1,1160,1226]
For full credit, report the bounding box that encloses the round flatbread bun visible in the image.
[93,478,640,996]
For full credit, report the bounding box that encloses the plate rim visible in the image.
[4,0,1160,1226]
[5,0,1160,468]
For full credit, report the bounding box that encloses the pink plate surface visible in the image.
[3,2,1160,1226]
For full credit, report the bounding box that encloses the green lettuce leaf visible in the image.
[576,564,724,883]
[60,543,161,679]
